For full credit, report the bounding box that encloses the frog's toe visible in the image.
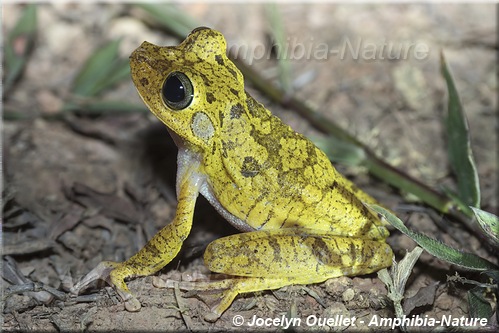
[204,311,222,323]
[71,261,141,311]
[201,290,235,322]
[71,261,119,295]
[124,297,142,312]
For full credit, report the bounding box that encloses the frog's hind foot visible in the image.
[153,276,245,322]
[71,261,142,312]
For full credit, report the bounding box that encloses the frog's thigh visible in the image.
[204,229,393,282]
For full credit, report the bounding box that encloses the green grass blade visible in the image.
[62,100,147,115]
[441,186,473,217]
[368,204,499,272]
[468,287,493,321]
[90,58,131,94]
[470,207,499,246]
[440,52,480,208]
[71,39,128,97]
[4,4,37,93]
[313,136,366,166]
[135,3,196,38]
[265,3,293,94]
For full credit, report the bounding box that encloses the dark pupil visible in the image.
[163,75,185,103]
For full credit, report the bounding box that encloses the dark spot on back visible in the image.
[221,140,236,158]
[310,237,336,265]
[140,78,149,86]
[227,67,238,80]
[230,88,239,97]
[206,92,216,104]
[268,237,281,262]
[212,142,217,156]
[230,103,244,119]
[329,180,339,190]
[199,72,212,87]
[219,111,225,129]
[241,156,260,177]
[215,54,224,65]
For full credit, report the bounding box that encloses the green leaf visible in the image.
[440,52,480,208]
[470,207,499,246]
[90,58,130,94]
[265,3,293,94]
[441,185,473,217]
[4,4,37,93]
[71,39,129,97]
[62,99,147,115]
[483,269,499,283]
[313,136,366,166]
[368,204,499,272]
[135,3,197,38]
[468,287,493,321]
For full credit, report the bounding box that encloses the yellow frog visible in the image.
[72,27,392,321]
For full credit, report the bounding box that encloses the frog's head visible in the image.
[130,27,245,152]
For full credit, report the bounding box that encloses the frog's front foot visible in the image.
[71,261,142,312]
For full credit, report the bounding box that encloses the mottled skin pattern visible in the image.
[72,27,393,321]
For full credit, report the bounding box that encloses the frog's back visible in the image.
[204,88,386,240]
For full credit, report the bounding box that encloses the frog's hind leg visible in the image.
[204,229,393,280]
[170,229,393,320]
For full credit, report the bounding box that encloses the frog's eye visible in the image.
[162,72,194,110]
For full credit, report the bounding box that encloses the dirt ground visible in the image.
[2,3,497,332]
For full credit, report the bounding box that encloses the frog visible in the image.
[71,27,393,321]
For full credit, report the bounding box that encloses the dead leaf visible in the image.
[48,205,85,240]
[403,281,440,314]
[67,182,142,224]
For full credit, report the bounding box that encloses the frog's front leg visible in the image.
[71,159,203,311]
[173,228,392,321]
